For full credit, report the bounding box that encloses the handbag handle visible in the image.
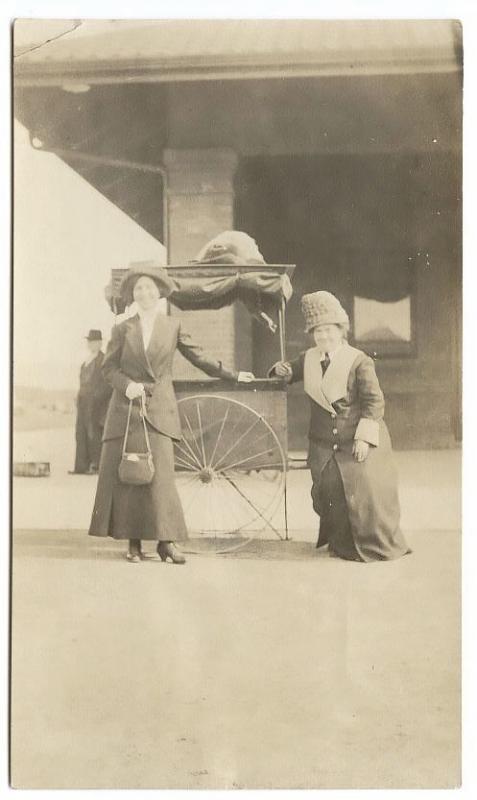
[122,394,152,457]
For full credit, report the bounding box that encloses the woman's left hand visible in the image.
[237,371,255,383]
[353,440,370,462]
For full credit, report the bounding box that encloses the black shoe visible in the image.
[157,542,186,564]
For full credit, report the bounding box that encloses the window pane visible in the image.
[354,296,411,343]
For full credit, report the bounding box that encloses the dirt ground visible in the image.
[10,528,460,790]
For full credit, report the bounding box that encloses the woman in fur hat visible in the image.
[269,290,411,562]
[89,266,254,563]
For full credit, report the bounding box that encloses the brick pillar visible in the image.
[163,148,252,379]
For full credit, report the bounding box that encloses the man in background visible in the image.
[70,329,111,474]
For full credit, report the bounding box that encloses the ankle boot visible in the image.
[127,539,142,562]
[157,541,186,564]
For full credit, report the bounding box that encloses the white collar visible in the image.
[319,343,343,362]
[137,303,161,322]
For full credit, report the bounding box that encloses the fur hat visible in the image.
[120,262,176,306]
[301,291,349,332]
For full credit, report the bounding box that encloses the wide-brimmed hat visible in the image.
[119,262,176,306]
[301,291,349,332]
[85,329,102,341]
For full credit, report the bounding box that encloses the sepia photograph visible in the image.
[10,13,463,790]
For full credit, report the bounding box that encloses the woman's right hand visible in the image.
[125,381,145,400]
[273,361,293,379]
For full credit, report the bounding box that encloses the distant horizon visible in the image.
[14,382,77,393]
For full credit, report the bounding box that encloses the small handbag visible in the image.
[118,395,155,485]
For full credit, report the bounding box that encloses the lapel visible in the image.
[145,313,174,367]
[304,344,361,412]
[303,348,335,413]
[321,344,362,404]
[125,315,156,382]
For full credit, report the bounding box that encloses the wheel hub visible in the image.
[199,467,215,483]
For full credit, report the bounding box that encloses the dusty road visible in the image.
[11,529,460,789]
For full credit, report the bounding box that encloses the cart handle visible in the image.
[278,298,286,361]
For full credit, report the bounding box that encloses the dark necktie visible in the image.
[321,353,331,375]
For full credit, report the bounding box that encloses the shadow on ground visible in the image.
[14,529,330,561]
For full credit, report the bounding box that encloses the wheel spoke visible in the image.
[231,427,275,451]
[180,431,204,469]
[218,474,249,531]
[209,405,251,469]
[207,405,230,468]
[223,474,285,540]
[175,440,203,470]
[217,478,234,533]
[222,461,284,474]
[196,401,208,467]
[221,470,279,504]
[211,415,262,471]
[182,412,205,467]
[219,449,283,472]
[174,455,200,472]
[221,470,285,524]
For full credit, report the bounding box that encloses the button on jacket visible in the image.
[287,345,384,452]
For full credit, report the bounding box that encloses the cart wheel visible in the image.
[173,395,286,554]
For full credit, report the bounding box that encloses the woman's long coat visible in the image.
[89,313,237,540]
[284,344,410,561]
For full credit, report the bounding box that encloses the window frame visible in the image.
[349,282,418,359]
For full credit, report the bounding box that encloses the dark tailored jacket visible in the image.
[78,352,112,429]
[102,313,238,442]
[276,346,385,451]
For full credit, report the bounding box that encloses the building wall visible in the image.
[235,152,461,450]
[165,73,460,156]
[162,148,245,379]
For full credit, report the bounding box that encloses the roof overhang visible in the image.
[13,19,462,87]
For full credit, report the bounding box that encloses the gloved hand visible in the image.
[273,361,293,379]
[352,440,370,462]
[125,382,145,400]
[237,371,255,383]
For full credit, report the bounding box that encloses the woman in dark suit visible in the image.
[270,290,411,562]
[89,266,253,563]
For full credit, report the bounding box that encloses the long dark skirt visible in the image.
[314,457,362,561]
[89,424,188,542]
[309,437,411,562]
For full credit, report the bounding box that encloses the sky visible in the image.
[13,120,167,390]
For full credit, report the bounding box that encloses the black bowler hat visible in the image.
[85,329,103,341]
